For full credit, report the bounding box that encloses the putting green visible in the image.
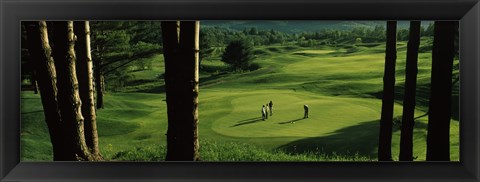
[211,89,394,138]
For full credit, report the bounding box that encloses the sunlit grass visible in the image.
[21,37,459,161]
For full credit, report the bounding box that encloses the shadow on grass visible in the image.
[370,81,459,121]
[21,97,40,100]
[278,118,306,124]
[200,64,229,74]
[126,79,157,87]
[21,110,43,114]
[136,85,166,93]
[236,117,262,123]
[231,117,263,127]
[277,119,380,158]
[200,72,229,84]
[391,111,454,133]
[451,94,459,121]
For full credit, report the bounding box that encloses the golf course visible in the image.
[20,24,459,161]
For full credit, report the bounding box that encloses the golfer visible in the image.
[265,103,269,119]
[268,101,273,116]
[304,104,309,118]
[262,105,266,121]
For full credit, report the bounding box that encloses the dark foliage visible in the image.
[221,40,255,72]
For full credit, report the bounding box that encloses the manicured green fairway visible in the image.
[21,39,459,161]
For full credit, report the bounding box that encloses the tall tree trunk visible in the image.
[177,21,200,161]
[378,21,397,161]
[31,70,39,94]
[51,21,94,161]
[193,22,200,161]
[74,21,101,160]
[162,21,201,161]
[426,21,456,161]
[95,60,105,109]
[93,26,105,109]
[162,21,179,160]
[399,21,421,161]
[94,38,105,109]
[25,21,64,160]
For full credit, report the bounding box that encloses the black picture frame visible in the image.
[1,0,479,181]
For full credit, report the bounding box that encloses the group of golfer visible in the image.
[261,101,309,121]
[261,101,273,120]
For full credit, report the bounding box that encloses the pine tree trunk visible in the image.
[51,21,94,161]
[74,21,101,160]
[162,21,179,160]
[378,21,397,161]
[95,63,104,109]
[25,21,64,160]
[94,41,105,109]
[178,21,200,161]
[193,22,200,160]
[31,70,39,94]
[426,21,456,161]
[162,21,201,161]
[399,21,421,161]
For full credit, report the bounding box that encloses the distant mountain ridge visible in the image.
[202,20,433,33]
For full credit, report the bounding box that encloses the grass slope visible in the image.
[21,37,459,161]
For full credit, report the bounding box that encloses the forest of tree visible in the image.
[22,20,457,161]
[25,21,100,160]
[22,22,436,93]
[377,21,458,161]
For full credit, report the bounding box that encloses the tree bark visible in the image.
[74,21,101,160]
[51,21,94,161]
[378,21,396,161]
[25,21,64,160]
[162,21,201,161]
[94,36,105,109]
[31,70,39,94]
[426,21,456,161]
[178,21,200,161]
[399,21,421,161]
[162,21,179,160]
[95,60,105,109]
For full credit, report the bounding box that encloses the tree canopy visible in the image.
[221,40,255,72]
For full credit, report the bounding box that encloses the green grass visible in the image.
[110,140,371,161]
[21,37,459,161]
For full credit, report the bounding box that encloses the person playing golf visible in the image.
[268,101,273,116]
[304,104,309,119]
[262,105,267,121]
[265,103,269,119]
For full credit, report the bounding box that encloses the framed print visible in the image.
[1,0,479,181]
